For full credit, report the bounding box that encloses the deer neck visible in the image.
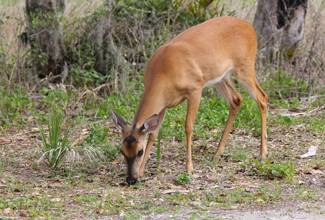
[132,87,165,129]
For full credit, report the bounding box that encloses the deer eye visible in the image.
[138,149,144,156]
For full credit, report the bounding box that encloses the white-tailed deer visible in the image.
[111,16,268,185]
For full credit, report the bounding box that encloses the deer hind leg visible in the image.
[235,69,268,161]
[185,91,202,173]
[214,77,243,161]
[139,108,167,177]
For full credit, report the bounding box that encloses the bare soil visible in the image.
[0,109,324,219]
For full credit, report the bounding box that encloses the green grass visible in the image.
[38,110,71,169]
[0,0,324,219]
[175,173,192,184]
[239,159,297,181]
[0,0,21,6]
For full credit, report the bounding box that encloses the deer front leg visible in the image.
[139,108,166,177]
[185,93,201,173]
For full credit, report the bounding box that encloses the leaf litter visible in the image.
[0,110,324,219]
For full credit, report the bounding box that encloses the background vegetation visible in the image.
[0,0,324,219]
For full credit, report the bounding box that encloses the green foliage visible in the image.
[39,88,73,111]
[84,123,116,160]
[38,110,71,169]
[161,91,266,142]
[0,88,33,129]
[85,123,109,145]
[70,67,107,87]
[166,190,190,205]
[240,159,297,180]
[156,129,162,167]
[263,70,309,99]
[0,89,32,116]
[175,173,192,184]
[37,108,104,169]
[61,0,238,88]
[0,160,12,189]
[297,116,325,132]
[106,89,141,121]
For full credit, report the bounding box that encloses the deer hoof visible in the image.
[258,155,266,162]
[186,161,193,173]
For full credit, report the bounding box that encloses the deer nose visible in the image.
[126,176,137,185]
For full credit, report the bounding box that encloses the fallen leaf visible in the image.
[0,184,8,188]
[298,145,318,158]
[255,198,265,203]
[212,129,220,134]
[312,170,324,175]
[111,160,120,164]
[206,175,213,180]
[254,193,265,197]
[192,174,200,179]
[32,191,41,196]
[31,127,40,132]
[313,164,321,170]
[162,190,190,194]
[192,201,202,206]
[0,138,11,142]
[20,210,28,217]
[41,171,49,176]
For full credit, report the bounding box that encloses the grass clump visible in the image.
[240,159,297,180]
[175,173,192,184]
[38,110,102,169]
[38,110,71,169]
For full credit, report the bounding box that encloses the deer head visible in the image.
[111,109,159,185]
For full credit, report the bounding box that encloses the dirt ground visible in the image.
[0,107,324,219]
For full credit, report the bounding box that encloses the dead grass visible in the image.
[0,1,324,218]
[0,107,324,218]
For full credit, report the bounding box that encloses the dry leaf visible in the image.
[298,145,318,158]
[312,170,324,175]
[162,190,190,194]
[20,210,28,217]
[0,137,11,142]
[254,193,265,197]
[206,175,213,180]
[192,174,200,179]
[255,198,265,203]
[212,129,220,134]
[111,160,120,164]
[313,164,321,170]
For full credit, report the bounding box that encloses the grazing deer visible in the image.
[111,16,268,185]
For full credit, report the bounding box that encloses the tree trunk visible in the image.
[254,0,308,60]
[25,0,66,82]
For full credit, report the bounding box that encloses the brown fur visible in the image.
[112,16,268,184]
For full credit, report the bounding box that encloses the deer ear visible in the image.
[141,114,159,134]
[111,109,127,130]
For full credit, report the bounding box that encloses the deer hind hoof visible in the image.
[213,153,223,163]
[258,155,266,162]
[186,161,194,173]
